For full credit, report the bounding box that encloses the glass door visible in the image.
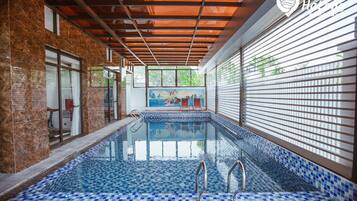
[60,55,81,139]
[46,48,81,146]
[46,50,60,145]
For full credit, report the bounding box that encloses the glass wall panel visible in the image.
[191,70,205,86]
[45,49,57,64]
[60,68,81,138]
[104,69,119,123]
[162,70,176,86]
[148,70,162,86]
[46,65,60,145]
[217,52,241,122]
[61,55,80,70]
[243,0,356,173]
[206,69,216,112]
[133,66,146,87]
[44,6,54,32]
[177,70,191,86]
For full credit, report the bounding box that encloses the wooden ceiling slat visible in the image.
[47,0,261,66]
[96,34,219,38]
[112,46,207,49]
[84,25,225,31]
[48,0,242,7]
[118,0,160,65]
[123,53,206,55]
[127,54,203,59]
[106,41,214,44]
[118,50,208,53]
[185,0,205,65]
[69,15,232,21]
[70,0,145,65]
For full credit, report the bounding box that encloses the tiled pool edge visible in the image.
[0,117,135,200]
[207,111,357,201]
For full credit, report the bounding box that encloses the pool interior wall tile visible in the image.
[208,111,357,201]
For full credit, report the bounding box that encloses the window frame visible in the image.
[44,5,59,35]
[146,68,205,88]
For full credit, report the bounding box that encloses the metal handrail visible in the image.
[129,109,145,120]
[130,118,144,133]
[227,160,246,196]
[129,109,140,120]
[195,160,208,200]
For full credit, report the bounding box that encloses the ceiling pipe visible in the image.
[185,0,205,65]
[72,0,146,66]
[118,0,160,66]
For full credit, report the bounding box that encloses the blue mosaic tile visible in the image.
[208,112,357,201]
[10,112,357,201]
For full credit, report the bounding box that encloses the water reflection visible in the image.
[95,122,209,161]
[43,120,317,193]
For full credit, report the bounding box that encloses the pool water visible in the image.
[41,119,317,194]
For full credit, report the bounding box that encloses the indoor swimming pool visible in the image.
[12,114,336,200]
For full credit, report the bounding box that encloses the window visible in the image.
[106,48,113,62]
[133,66,146,87]
[205,0,356,179]
[177,70,191,86]
[146,67,205,87]
[148,70,162,87]
[217,52,241,122]
[242,0,356,177]
[206,69,216,112]
[104,69,119,123]
[162,70,176,86]
[191,70,205,86]
[44,5,59,35]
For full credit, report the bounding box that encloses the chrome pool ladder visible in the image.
[227,160,246,201]
[129,109,144,132]
[195,160,208,201]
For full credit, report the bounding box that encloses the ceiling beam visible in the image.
[106,41,215,44]
[132,62,199,66]
[132,64,200,66]
[48,0,242,7]
[84,25,225,31]
[118,0,159,65]
[186,0,205,65]
[69,15,232,21]
[122,53,206,56]
[118,50,208,53]
[112,46,208,49]
[96,34,219,38]
[72,0,145,65]
[125,55,204,58]
[123,54,205,56]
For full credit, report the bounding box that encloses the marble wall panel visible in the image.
[0,0,15,173]
[0,0,122,173]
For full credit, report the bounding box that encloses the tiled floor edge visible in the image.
[0,117,134,200]
[208,111,357,201]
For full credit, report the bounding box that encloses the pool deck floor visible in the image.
[0,117,134,200]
